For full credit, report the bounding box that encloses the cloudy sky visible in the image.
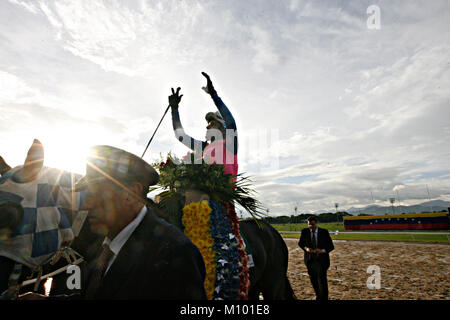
[0,0,449,215]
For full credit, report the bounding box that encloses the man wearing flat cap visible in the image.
[20,145,207,300]
[78,145,207,299]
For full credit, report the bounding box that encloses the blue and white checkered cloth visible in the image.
[0,166,87,269]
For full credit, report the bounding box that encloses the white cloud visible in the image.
[7,0,39,14]
[289,0,301,12]
[249,25,279,72]
[32,0,232,78]
[0,71,41,103]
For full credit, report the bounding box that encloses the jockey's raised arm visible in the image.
[211,94,236,130]
[169,87,207,154]
[201,72,238,179]
[202,71,238,157]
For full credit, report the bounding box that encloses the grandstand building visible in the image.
[344,211,449,230]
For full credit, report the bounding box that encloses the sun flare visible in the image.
[15,126,113,176]
[44,141,89,175]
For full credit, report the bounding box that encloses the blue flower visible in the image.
[209,200,240,300]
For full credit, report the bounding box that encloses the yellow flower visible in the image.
[200,220,209,228]
[205,238,213,247]
[181,200,219,299]
[200,205,212,216]
[196,239,206,249]
[192,202,200,212]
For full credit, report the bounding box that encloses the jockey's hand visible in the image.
[169,87,183,109]
[201,72,217,96]
[17,292,47,300]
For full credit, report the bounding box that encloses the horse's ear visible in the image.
[11,139,44,183]
[23,139,44,175]
[0,156,11,175]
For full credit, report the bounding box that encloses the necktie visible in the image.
[85,244,114,299]
[311,230,317,249]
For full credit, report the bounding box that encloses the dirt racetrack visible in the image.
[285,239,449,300]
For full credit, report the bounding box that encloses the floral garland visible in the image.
[182,201,216,299]
[155,153,257,300]
[223,201,251,300]
[182,200,242,300]
[209,200,240,300]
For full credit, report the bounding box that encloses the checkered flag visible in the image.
[0,167,88,269]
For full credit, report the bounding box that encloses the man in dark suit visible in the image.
[20,145,207,300]
[298,216,334,301]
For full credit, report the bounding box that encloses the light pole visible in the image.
[335,203,339,222]
[389,197,395,214]
[426,184,433,212]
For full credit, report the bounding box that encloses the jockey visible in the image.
[169,73,251,300]
[169,72,238,181]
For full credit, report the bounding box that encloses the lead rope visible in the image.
[50,246,83,266]
[0,247,85,299]
[20,246,84,289]
[32,267,44,292]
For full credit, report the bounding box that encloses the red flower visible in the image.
[222,200,250,300]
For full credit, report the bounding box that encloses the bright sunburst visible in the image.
[44,140,89,176]
[4,126,113,176]
[40,125,117,175]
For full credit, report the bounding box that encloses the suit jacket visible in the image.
[298,227,334,269]
[81,207,207,300]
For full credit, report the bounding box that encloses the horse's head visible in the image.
[0,139,87,269]
[0,139,44,240]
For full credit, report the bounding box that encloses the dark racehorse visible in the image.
[0,142,295,300]
[240,219,296,300]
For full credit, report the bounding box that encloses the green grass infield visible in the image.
[272,223,450,243]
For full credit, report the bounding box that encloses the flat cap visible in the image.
[74,145,159,192]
